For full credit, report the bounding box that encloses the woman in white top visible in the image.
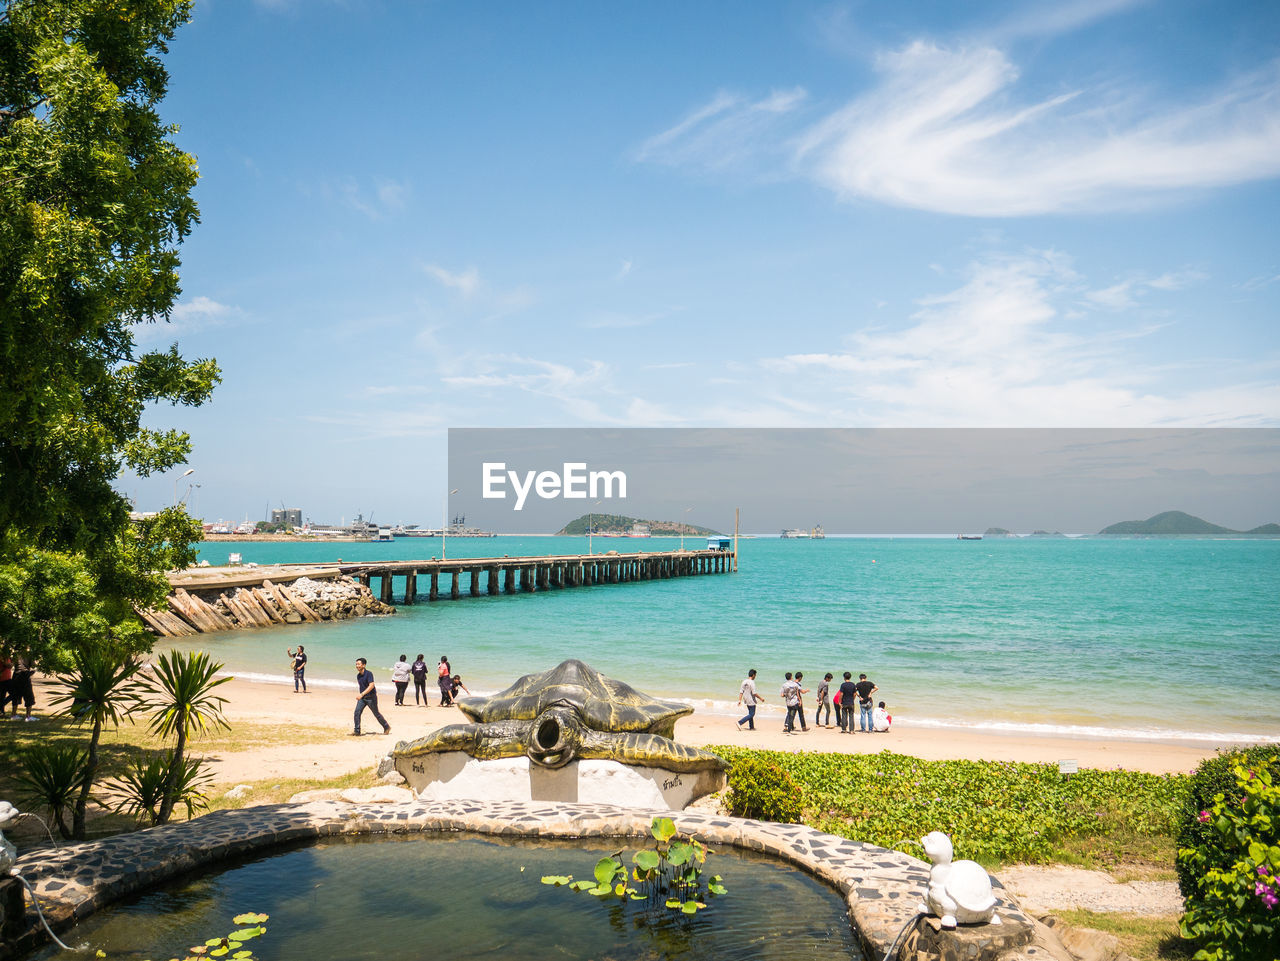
[391,654,412,705]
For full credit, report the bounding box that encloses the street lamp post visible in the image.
[588,499,602,556]
[173,468,194,508]
[442,488,459,560]
[680,507,693,551]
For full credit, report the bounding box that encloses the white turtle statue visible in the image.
[0,800,18,873]
[918,831,1000,928]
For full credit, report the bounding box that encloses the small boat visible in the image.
[781,528,810,538]
[957,534,983,540]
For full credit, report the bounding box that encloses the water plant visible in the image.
[541,816,727,914]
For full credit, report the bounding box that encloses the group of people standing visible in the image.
[0,656,37,721]
[350,653,472,736]
[389,654,470,707]
[736,668,891,735]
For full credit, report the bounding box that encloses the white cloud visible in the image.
[642,42,1280,216]
[136,296,235,343]
[317,176,410,219]
[423,264,481,297]
[759,252,1279,426]
[636,87,808,174]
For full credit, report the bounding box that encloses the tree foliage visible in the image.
[0,0,217,668]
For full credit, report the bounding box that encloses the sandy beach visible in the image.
[30,675,1226,788]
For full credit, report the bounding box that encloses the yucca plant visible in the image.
[51,648,145,839]
[112,751,214,825]
[14,743,88,839]
[140,650,231,824]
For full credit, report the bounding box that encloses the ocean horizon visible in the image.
[180,535,1280,746]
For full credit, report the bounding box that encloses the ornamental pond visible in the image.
[32,835,865,961]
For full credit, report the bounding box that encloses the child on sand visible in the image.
[872,701,892,732]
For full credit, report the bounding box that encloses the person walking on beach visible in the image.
[837,672,858,733]
[793,671,811,732]
[288,646,307,693]
[411,654,429,706]
[780,672,801,734]
[352,658,391,736]
[391,654,411,706]
[437,655,453,706]
[736,669,763,731]
[855,673,878,733]
[816,672,834,728]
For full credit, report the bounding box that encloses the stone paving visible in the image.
[3,800,1054,961]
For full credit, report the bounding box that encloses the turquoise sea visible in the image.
[184,536,1280,744]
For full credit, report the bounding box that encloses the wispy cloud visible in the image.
[423,264,481,297]
[316,176,410,219]
[759,251,1279,426]
[137,296,236,344]
[1084,270,1203,310]
[581,306,682,330]
[641,40,1280,215]
[636,87,808,175]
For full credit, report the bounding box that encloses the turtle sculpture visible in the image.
[394,659,725,773]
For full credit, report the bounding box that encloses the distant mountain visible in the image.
[983,527,1017,538]
[556,513,723,537]
[1097,510,1279,537]
[1028,530,1067,538]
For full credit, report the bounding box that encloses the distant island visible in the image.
[1094,510,1280,538]
[557,513,724,537]
[975,511,1278,539]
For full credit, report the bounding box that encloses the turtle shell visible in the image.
[456,659,691,739]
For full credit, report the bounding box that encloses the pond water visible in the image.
[36,835,865,961]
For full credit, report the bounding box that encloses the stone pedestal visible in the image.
[396,752,725,809]
[0,875,24,941]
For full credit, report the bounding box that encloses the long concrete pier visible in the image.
[337,548,736,604]
[144,549,736,636]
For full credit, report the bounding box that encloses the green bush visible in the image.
[711,746,1186,865]
[1176,745,1280,900]
[1177,763,1280,961]
[13,743,87,839]
[726,755,804,823]
[111,752,214,825]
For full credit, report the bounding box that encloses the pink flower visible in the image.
[1198,810,1211,823]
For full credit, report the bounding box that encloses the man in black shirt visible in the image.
[837,672,859,733]
[352,657,391,736]
[855,673,878,733]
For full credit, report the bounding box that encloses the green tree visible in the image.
[141,650,229,824]
[0,0,218,669]
[52,648,145,839]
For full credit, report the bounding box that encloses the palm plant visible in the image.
[14,743,88,839]
[140,650,230,824]
[112,751,214,825]
[50,648,145,839]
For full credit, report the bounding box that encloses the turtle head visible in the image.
[527,703,584,769]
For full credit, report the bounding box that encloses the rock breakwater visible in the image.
[139,571,396,637]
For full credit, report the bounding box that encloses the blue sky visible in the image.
[126,0,1280,526]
